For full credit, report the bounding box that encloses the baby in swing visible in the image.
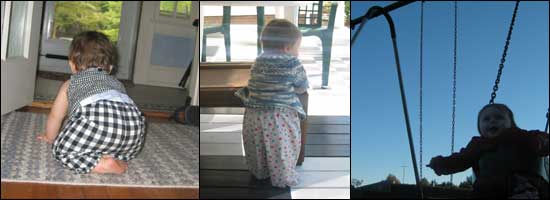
[37,31,146,175]
[235,19,309,188]
[428,103,549,198]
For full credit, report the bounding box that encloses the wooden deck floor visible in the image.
[200,114,350,199]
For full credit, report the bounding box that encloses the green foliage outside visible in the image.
[53,1,122,43]
[386,174,401,184]
[351,178,364,188]
[419,178,430,187]
[458,175,474,189]
[319,1,350,26]
[436,181,458,189]
[345,1,350,22]
[160,1,192,18]
[53,1,191,43]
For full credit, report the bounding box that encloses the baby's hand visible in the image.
[37,133,54,144]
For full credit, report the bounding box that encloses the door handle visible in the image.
[43,54,68,60]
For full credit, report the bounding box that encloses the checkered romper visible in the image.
[52,68,146,174]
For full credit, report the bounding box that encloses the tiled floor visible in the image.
[203,25,351,116]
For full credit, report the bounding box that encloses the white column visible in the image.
[199,4,204,63]
[334,1,345,28]
[275,6,285,19]
[283,6,298,24]
[192,3,204,106]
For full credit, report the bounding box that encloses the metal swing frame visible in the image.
[351,1,423,198]
[350,1,540,198]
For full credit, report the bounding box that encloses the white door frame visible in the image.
[133,1,198,89]
[1,1,43,115]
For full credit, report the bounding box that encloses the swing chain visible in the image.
[490,1,519,104]
[450,0,458,184]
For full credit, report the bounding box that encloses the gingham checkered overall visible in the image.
[52,68,145,174]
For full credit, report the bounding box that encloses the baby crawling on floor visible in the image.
[37,31,145,175]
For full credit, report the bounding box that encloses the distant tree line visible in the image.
[351,174,474,189]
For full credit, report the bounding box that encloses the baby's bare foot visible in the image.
[92,156,127,175]
[115,159,128,172]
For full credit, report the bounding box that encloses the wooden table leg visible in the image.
[297,92,308,166]
[297,119,307,166]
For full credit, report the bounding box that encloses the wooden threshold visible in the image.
[1,182,198,199]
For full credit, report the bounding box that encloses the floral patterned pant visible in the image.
[242,107,302,188]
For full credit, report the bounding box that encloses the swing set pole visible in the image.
[351,1,415,30]
[545,109,549,133]
[363,6,424,199]
[351,1,415,47]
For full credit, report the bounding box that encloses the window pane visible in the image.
[50,1,122,44]
[159,1,175,17]
[7,1,29,58]
[151,33,194,69]
[176,1,191,18]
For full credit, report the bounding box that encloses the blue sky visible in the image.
[351,1,549,186]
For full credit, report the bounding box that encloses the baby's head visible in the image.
[260,19,302,56]
[68,31,118,74]
[477,103,517,139]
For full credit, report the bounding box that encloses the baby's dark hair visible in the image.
[260,19,302,53]
[477,103,518,134]
[68,31,118,73]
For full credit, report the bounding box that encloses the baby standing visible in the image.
[37,31,145,174]
[235,19,309,188]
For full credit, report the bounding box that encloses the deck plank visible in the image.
[305,145,350,157]
[200,143,244,156]
[200,107,245,115]
[306,134,350,145]
[200,123,350,134]
[294,171,350,188]
[200,187,291,199]
[200,156,350,171]
[200,156,248,170]
[200,114,350,125]
[296,157,350,171]
[200,132,349,145]
[200,170,271,188]
[200,132,243,144]
[290,188,350,199]
[199,143,350,157]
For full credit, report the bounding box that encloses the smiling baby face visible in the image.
[478,106,513,138]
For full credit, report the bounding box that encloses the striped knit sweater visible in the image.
[235,53,309,120]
